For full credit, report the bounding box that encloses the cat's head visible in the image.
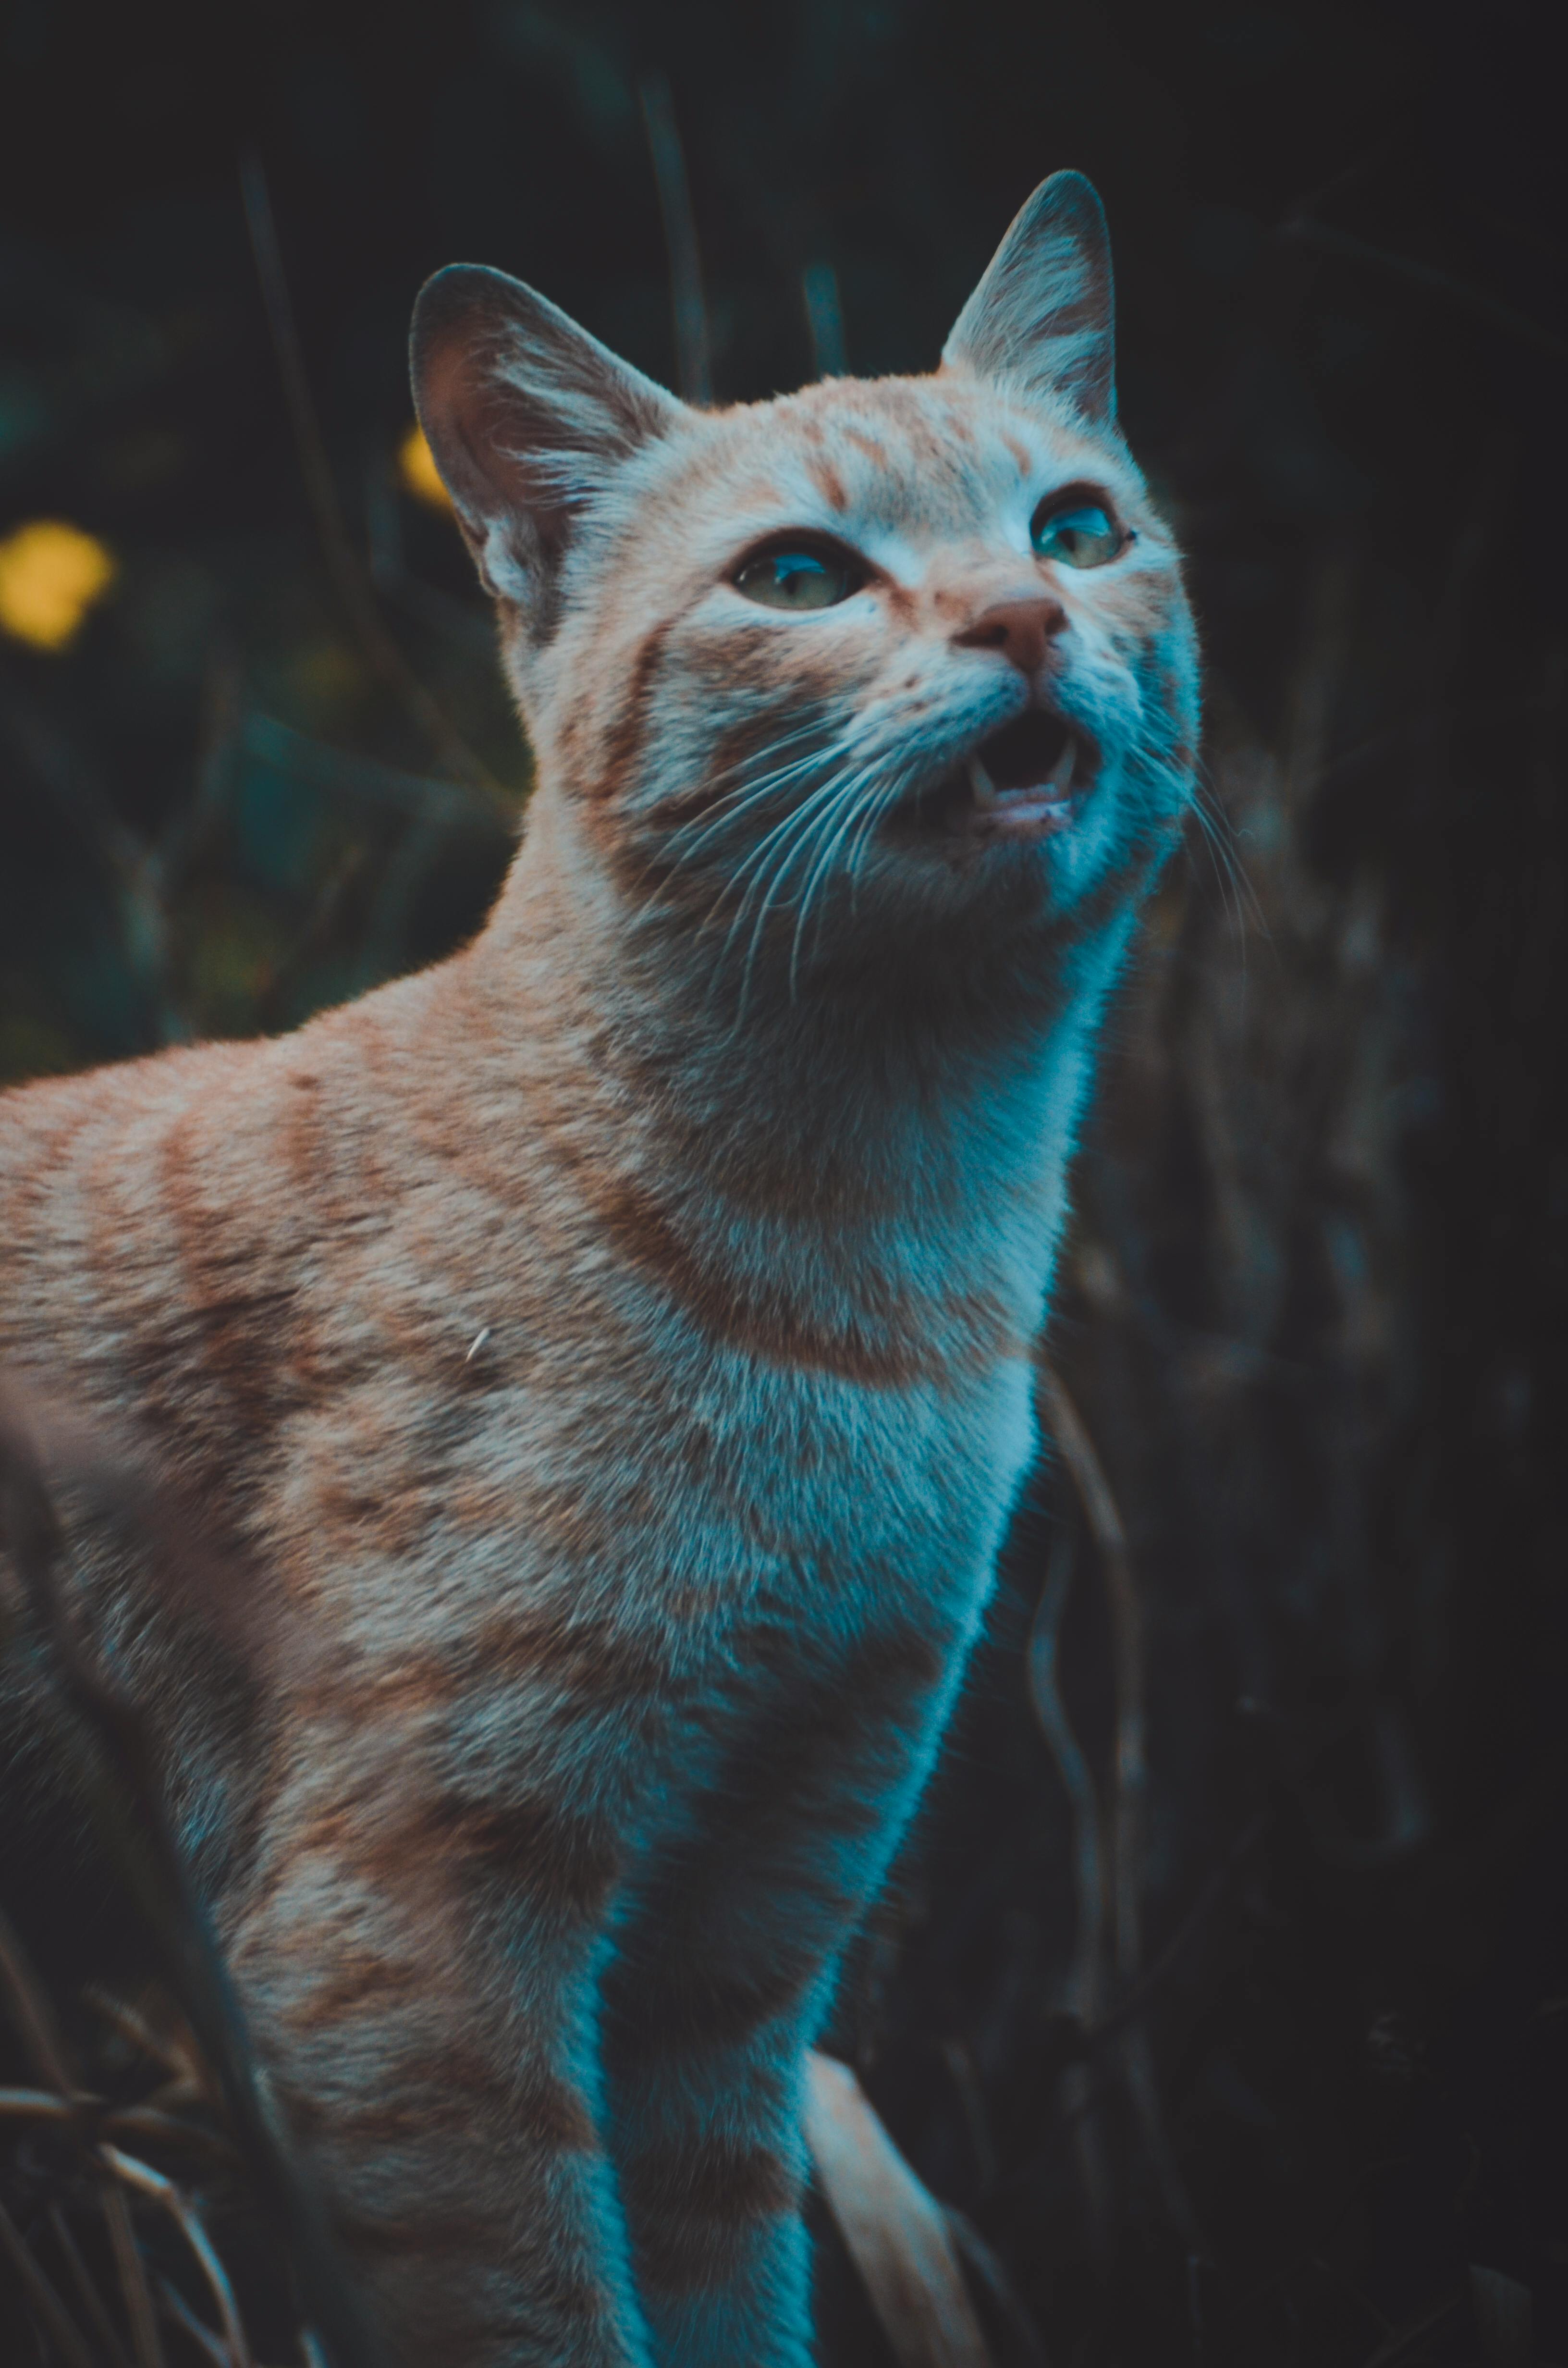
[412,173,1198,1004]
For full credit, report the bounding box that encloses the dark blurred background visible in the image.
[1,3,1564,2363]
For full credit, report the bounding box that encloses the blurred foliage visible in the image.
[1,2,1565,2364]
[396,422,449,510]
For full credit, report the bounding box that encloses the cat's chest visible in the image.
[470,1319,1037,1646]
[271,1135,1050,1719]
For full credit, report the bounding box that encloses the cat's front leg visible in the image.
[600,1603,969,2368]
[604,2006,818,2368]
[225,1728,655,2368]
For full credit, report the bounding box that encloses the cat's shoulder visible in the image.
[0,959,456,1177]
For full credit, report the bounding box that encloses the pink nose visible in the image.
[954,596,1066,680]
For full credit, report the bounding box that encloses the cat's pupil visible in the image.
[734,548,852,610]
[1031,501,1121,568]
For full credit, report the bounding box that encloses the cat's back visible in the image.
[0,960,484,1466]
[2,1031,265,1379]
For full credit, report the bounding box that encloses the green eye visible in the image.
[733,546,858,610]
[1031,500,1123,568]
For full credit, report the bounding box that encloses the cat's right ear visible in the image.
[411,265,684,624]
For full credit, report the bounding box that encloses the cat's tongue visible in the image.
[964,710,1079,837]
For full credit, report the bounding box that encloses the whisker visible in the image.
[841,767,916,927]
[787,768,884,999]
[703,771,856,1022]
[624,723,849,911]
[665,717,836,825]
[714,769,848,928]
[1188,764,1267,942]
[662,740,846,870]
[795,757,921,988]
[734,775,869,973]
[726,756,900,1021]
[1183,787,1238,933]
[844,763,914,918]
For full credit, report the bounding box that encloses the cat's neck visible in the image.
[463,788,1128,1307]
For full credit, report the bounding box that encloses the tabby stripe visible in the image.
[596,1174,1018,1384]
[624,2143,797,2294]
[587,617,675,804]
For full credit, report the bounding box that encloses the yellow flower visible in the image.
[398,422,451,510]
[0,519,118,652]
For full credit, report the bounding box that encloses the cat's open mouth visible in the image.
[912,709,1095,846]
[957,710,1091,839]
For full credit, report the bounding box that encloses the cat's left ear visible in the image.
[411,264,684,625]
[942,171,1116,427]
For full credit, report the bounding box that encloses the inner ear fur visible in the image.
[410,264,684,617]
[942,170,1116,428]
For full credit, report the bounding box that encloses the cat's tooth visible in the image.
[967,752,999,809]
[1047,730,1077,795]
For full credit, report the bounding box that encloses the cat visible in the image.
[0,171,1199,2366]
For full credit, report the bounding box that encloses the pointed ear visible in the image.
[941,171,1116,427]
[410,264,684,625]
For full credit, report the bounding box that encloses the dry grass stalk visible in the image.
[637,71,713,406]
[1034,1362,1142,1989]
[804,2049,996,2368]
[1026,1528,1112,2265]
[101,2178,167,2368]
[0,1901,80,2098]
[1033,1362,1201,2253]
[0,1384,387,2368]
[101,2146,254,2368]
[50,2204,137,2368]
[237,153,500,799]
[0,2192,99,2368]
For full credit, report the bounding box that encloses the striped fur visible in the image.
[0,175,1198,2364]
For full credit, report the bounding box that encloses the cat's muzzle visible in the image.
[931,708,1096,844]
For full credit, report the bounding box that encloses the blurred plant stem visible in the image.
[239,152,500,796]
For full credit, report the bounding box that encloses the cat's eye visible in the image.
[733,546,860,611]
[1031,498,1124,569]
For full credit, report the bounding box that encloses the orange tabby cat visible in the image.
[0,173,1199,2364]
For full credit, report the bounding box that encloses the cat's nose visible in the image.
[954,596,1067,681]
